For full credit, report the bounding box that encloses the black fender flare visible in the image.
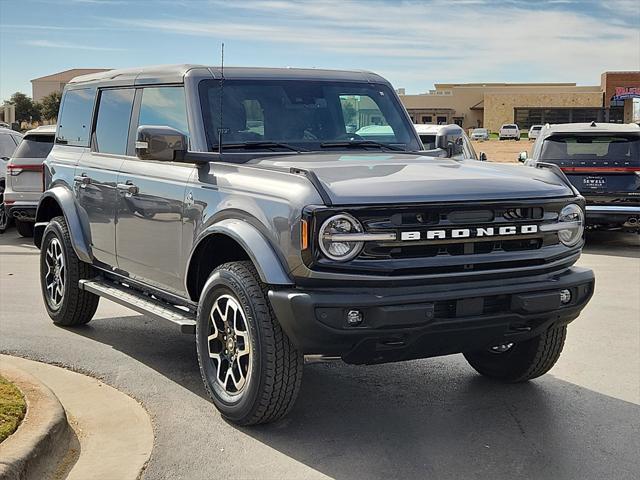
[34,186,93,263]
[187,218,293,289]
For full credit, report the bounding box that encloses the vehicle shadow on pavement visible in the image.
[72,318,639,480]
[583,230,640,259]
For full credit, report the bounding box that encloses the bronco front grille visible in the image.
[308,198,578,278]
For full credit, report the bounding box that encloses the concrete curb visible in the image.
[1,355,154,480]
[0,363,72,480]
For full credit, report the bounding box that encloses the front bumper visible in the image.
[585,205,640,227]
[269,267,594,365]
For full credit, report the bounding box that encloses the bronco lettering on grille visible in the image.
[400,224,538,241]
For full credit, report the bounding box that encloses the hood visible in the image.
[248,153,574,205]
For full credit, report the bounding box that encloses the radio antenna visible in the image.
[218,42,225,156]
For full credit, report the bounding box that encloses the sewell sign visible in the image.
[613,86,640,100]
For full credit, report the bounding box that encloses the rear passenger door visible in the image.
[115,86,193,295]
[77,88,135,267]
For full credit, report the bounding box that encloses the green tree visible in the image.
[9,92,41,123]
[40,91,62,121]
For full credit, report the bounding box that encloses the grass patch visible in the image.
[0,375,26,443]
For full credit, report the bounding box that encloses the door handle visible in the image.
[74,174,91,186]
[117,182,139,195]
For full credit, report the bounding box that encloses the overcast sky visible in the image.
[1,0,638,101]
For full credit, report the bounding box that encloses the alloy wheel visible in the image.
[44,237,65,308]
[207,294,252,395]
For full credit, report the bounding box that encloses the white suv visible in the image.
[4,125,55,237]
[499,123,520,141]
[528,124,543,141]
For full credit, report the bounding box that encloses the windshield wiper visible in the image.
[217,141,308,152]
[320,140,405,151]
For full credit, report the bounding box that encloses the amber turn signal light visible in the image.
[301,219,309,250]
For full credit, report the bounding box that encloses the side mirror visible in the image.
[479,152,487,162]
[136,125,187,162]
[518,151,528,163]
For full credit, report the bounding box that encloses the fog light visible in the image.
[560,289,572,305]
[346,309,363,326]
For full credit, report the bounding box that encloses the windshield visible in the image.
[540,135,640,166]
[199,80,420,152]
[502,125,517,129]
[531,126,541,131]
[12,134,54,159]
[472,129,487,134]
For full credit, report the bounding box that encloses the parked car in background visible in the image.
[499,123,520,141]
[4,125,55,236]
[0,127,24,232]
[519,122,640,231]
[414,124,484,160]
[470,128,489,141]
[528,125,543,141]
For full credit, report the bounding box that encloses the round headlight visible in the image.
[319,214,364,261]
[558,204,584,247]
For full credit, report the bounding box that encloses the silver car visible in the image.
[4,125,55,236]
[0,127,24,232]
[470,128,489,141]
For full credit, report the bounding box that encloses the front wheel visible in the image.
[464,326,567,382]
[196,261,303,425]
[40,216,99,326]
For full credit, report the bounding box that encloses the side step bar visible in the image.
[79,279,197,334]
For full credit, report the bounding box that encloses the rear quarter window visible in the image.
[57,88,96,147]
[13,134,55,159]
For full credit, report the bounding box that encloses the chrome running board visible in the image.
[79,279,196,334]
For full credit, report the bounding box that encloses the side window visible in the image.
[57,88,95,146]
[138,87,189,136]
[94,88,135,155]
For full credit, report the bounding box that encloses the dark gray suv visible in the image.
[35,65,594,425]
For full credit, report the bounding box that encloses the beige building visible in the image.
[399,71,640,132]
[31,69,110,101]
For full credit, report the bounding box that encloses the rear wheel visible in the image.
[464,326,567,382]
[196,261,303,425]
[15,220,34,237]
[0,182,12,234]
[40,216,99,326]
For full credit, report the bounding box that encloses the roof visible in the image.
[413,124,463,135]
[31,69,111,83]
[435,82,577,88]
[67,64,388,87]
[24,124,57,136]
[0,127,22,136]
[542,122,640,135]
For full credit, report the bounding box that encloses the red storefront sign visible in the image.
[613,87,640,100]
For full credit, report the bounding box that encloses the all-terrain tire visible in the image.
[0,182,11,234]
[40,216,99,326]
[464,326,567,382]
[196,261,303,425]
[15,219,34,237]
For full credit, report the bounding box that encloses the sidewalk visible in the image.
[0,355,153,479]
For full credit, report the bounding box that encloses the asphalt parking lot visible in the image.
[0,228,638,480]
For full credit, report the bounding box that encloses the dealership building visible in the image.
[398,71,640,132]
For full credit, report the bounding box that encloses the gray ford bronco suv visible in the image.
[35,65,594,425]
